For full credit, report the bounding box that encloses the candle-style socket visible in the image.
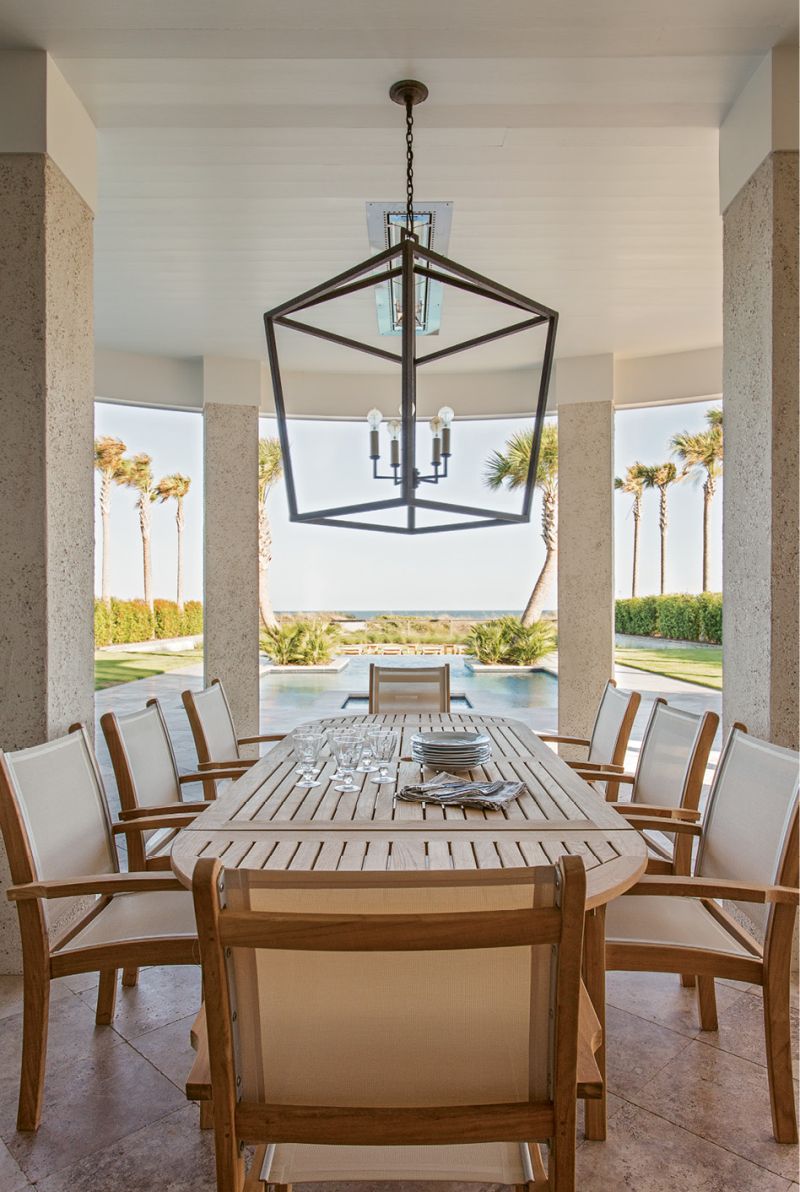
[390,441,400,467]
[369,429,380,459]
[442,427,451,457]
[432,437,442,466]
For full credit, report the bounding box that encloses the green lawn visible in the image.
[95,648,204,691]
[615,645,722,690]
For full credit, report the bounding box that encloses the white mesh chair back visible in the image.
[187,680,239,762]
[369,665,450,714]
[1,730,116,932]
[696,728,799,934]
[632,702,710,810]
[221,869,559,1110]
[587,682,634,765]
[108,704,182,810]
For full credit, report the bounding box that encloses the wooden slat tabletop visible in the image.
[171,713,647,909]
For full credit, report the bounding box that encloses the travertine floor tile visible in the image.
[704,990,799,1073]
[604,1004,692,1095]
[606,968,744,1036]
[575,1101,793,1191]
[129,1012,197,1090]
[0,1136,29,1191]
[0,975,71,1022]
[33,1105,215,1192]
[630,1039,799,1180]
[78,965,201,1041]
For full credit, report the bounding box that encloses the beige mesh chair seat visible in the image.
[182,679,285,796]
[574,700,718,872]
[606,726,800,1143]
[101,700,245,872]
[369,664,451,713]
[189,855,596,1192]
[0,727,199,1132]
[539,680,640,799]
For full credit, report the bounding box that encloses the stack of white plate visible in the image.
[410,730,492,769]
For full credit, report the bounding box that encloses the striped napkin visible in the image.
[397,771,524,810]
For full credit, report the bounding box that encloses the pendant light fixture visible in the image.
[264,80,558,534]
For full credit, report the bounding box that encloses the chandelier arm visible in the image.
[275,316,402,364]
[266,242,401,319]
[520,313,559,521]
[417,315,549,366]
[289,267,404,316]
[413,265,538,314]
[415,243,559,319]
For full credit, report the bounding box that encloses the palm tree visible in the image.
[94,436,127,607]
[671,408,723,592]
[119,454,155,612]
[258,437,283,629]
[615,463,648,597]
[485,422,558,626]
[638,462,678,595]
[153,473,192,612]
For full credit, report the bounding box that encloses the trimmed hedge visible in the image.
[615,593,722,644]
[95,598,203,646]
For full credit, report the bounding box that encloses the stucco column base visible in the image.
[556,399,615,757]
[0,154,94,973]
[203,401,260,743]
[722,151,799,747]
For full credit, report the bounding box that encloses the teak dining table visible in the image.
[171,711,648,1141]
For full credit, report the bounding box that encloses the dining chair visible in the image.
[182,678,286,797]
[0,726,199,1131]
[573,699,719,874]
[188,854,601,1192]
[605,726,800,1143]
[538,680,640,799]
[369,663,451,713]
[100,699,246,872]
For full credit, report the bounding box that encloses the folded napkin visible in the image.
[397,771,524,810]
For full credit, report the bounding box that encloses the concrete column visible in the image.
[721,48,799,747]
[0,54,96,971]
[555,355,615,747]
[203,357,262,740]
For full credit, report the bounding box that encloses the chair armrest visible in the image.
[567,760,625,773]
[610,803,700,822]
[179,769,247,784]
[237,734,286,744]
[575,768,635,784]
[196,759,256,771]
[7,873,185,901]
[627,875,800,905]
[112,814,197,835]
[538,734,590,747]
[119,802,213,821]
[623,816,702,836]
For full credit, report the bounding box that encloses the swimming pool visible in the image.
[259,652,558,728]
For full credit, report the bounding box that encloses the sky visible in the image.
[94,398,721,612]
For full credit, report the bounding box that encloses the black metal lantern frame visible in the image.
[264,236,558,534]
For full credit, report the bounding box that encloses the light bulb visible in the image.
[366,408,383,430]
[438,406,455,427]
[429,416,443,435]
[387,419,402,441]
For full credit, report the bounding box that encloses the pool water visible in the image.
[259,652,557,731]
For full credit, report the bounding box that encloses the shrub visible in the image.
[94,599,114,647]
[656,594,702,642]
[697,592,722,644]
[467,617,556,666]
[154,599,183,640]
[261,619,339,666]
[615,596,659,637]
[109,598,154,643]
[182,600,203,636]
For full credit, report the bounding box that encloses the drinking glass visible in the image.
[369,728,399,784]
[331,731,363,793]
[294,730,325,788]
[355,731,378,773]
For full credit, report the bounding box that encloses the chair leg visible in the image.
[17,969,50,1131]
[680,974,696,988]
[199,1098,214,1130]
[696,975,718,1030]
[122,967,139,987]
[96,969,118,1025]
[763,934,799,1143]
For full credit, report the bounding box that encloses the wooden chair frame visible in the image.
[539,680,640,801]
[182,679,285,798]
[574,700,719,875]
[100,699,245,872]
[0,725,200,1131]
[368,663,451,714]
[190,855,598,1192]
[606,728,800,1144]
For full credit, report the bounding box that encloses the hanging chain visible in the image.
[405,98,414,235]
